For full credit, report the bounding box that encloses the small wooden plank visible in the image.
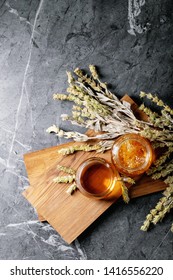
[23,95,167,243]
[129,176,166,198]
[23,189,45,222]
[26,177,166,223]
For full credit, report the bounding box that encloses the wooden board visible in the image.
[23,95,167,243]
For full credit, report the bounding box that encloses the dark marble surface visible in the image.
[0,0,172,260]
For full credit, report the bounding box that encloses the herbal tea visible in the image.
[81,162,112,195]
[76,157,123,200]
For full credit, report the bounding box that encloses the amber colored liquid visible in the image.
[112,133,154,177]
[118,140,146,169]
[81,163,112,195]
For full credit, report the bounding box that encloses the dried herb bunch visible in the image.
[47,66,147,142]
[54,165,77,194]
[47,65,173,232]
[139,93,173,233]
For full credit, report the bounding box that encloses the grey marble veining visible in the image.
[0,0,172,260]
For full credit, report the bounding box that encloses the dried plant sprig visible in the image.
[139,103,173,129]
[121,183,130,204]
[141,183,173,232]
[171,223,173,232]
[163,184,173,197]
[89,64,99,80]
[120,177,135,203]
[147,163,164,176]
[149,159,173,179]
[88,64,121,100]
[140,126,173,144]
[139,103,159,124]
[66,71,75,84]
[161,110,173,126]
[153,147,173,168]
[140,91,173,116]
[164,176,173,185]
[57,165,76,175]
[140,213,154,231]
[151,169,173,180]
[152,198,173,225]
[53,93,83,105]
[53,175,75,183]
[151,142,167,149]
[57,140,115,155]
[54,164,77,194]
[96,140,115,153]
[47,125,89,141]
[46,124,60,134]
[72,105,82,111]
[58,143,101,155]
[74,67,103,93]
[66,183,78,195]
[48,124,141,142]
[122,177,135,185]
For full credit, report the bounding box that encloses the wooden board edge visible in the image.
[22,187,46,222]
[23,178,167,225]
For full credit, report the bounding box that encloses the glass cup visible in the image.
[111,133,154,177]
[75,157,123,200]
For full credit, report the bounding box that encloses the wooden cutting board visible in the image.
[23,95,167,243]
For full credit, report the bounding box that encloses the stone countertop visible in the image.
[0,0,172,260]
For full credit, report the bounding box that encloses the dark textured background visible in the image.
[0,0,172,260]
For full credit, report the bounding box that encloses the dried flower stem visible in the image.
[66,183,78,195]
[58,144,101,155]
[53,175,75,183]
[55,165,78,194]
[57,165,76,175]
[121,183,130,204]
[122,177,135,185]
[150,160,173,180]
[141,183,173,231]
[140,91,173,116]
[171,223,173,232]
